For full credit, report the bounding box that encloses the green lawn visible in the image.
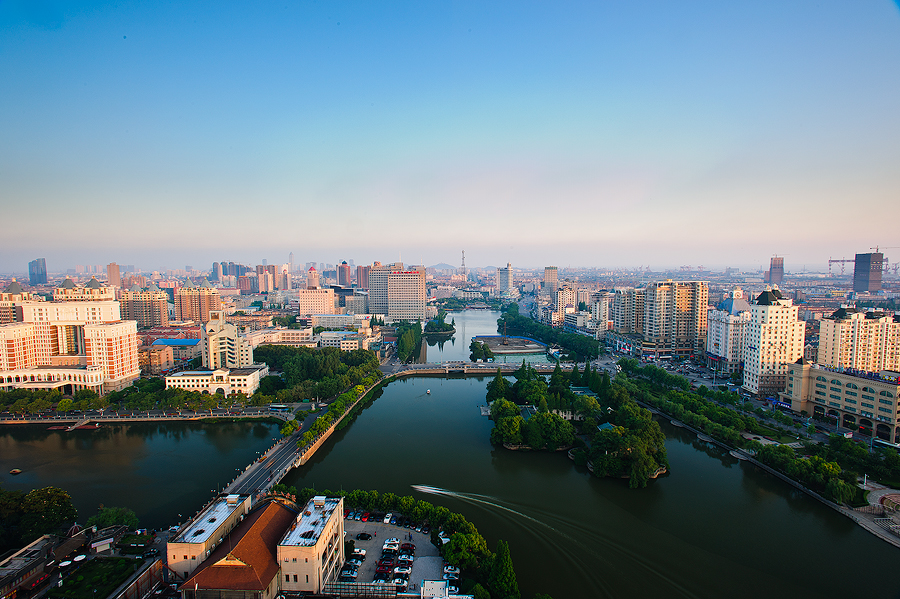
[48,557,138,599]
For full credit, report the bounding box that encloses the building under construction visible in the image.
[853,252,883,292]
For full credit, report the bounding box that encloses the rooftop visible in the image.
[279,496,342,547]
[173,495,248,545]
[151,338,201,346]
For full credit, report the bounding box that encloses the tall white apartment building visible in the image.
[497,263,513,292]
[0,280,139,393]
[590,291,613,339]
[555,285,576,312]
[742,289,805,397]
[818,308,900,373]
[612,288,644,335]
[295,288,336,317]
[706,289,752,374]
[202,311,254,369]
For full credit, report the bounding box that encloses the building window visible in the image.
[862,403,874,409]
[879,407,892,413]
[815,383,826,389]
[294,575,299,582]
[286,575,290,582]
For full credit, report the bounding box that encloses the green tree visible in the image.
[444,531,490,570]
[489,539,521,599]
[472,584,491,599]
[86,506,139,529]
[486,370,511,403]
[19,487,77,543]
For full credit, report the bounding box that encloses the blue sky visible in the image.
[2,1,899,273]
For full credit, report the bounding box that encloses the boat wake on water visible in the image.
[410,484,703,599]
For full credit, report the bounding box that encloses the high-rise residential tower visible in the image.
[544,266,558,293]
[497,263,513,292]
[741,289,805,397]
[28,258,47,286]
[107,262,121,287]
[174,279,221,323]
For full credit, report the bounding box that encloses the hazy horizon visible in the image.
[3,1,899,273]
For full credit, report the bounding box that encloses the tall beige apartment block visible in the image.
[642,280,709,356]
[120,283,169,328]
[174,279,221,324]
[818,307,900,373]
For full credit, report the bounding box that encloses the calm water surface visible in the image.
[419,310,549,364]
[0,420,280,528]
[284,376,900,599]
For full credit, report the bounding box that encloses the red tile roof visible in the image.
[181,500,297,591]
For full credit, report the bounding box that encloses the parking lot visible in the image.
[343,516,445,591]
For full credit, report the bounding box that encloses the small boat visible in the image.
[9,468,22,475]
[426,390,431,395]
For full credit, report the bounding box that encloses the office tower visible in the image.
[356,265,370,290]
[202,311,254,369]
[368,262,403,316]
[120,283,169,328]
[386,266,426,321]
[642,280,709,356]
[174,279,222,323]
[211,262,222,282]
[338,261,351,287]
[289,252,294,274]
[107,262,121,287]
[295,288,336,316]
[818,307,900,373]
[706,289,752,373]
[307,267,319,289]
[497,263,512,292]
[28,258,47,286]
[544,266,558,293]
[766,256,784,285]
[742,289,805,397]
[854,252,884,292]
[0,279,139,393]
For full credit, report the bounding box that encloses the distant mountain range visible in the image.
[428,263,457,271]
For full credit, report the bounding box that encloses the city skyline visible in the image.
[2,2,899,272]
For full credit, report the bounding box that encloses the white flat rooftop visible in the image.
[173,495,246,545]
[279,496,341,547]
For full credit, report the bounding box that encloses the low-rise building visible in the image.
[784,359,900,442]
[139,345,174,375]
[277,496,344,594]
[167,493,252,582]
[151,338,202,361]
[164,365,269,396]
[244,327,316,348]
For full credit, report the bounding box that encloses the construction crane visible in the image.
[828,257,854,276]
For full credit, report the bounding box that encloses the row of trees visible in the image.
[496,304,600,361]
[617,362,893,503]
[296,383,370,448]
[269,485,537,599]
[396,322,423,362]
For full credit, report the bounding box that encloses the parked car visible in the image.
[377,558,395,567]
[383,512,393,524]
[351,549,366,560]
[385,537,400,544]
[392,578,408,590]
[361,512,370,522]
[400,543,415,553]
[443,565,460,575]
[347,558,363,568]
[356,532,372,541]
[398,553,414,563]
[443,572,459,580]
[393,566,412,576]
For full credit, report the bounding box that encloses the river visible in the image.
[418,309,550,364]
[1,310,898,598]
